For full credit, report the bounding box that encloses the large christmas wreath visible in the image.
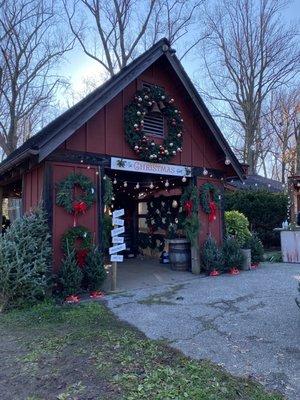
[124,86,183,162]
[61,226,93,267]
[56,173,96,215]
[200,183,221,222]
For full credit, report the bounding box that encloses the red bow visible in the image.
[208,201,217,222]
[76,248,89,267]
[184,200,193,216]
[65,294,80,303]
[73,201,88,226]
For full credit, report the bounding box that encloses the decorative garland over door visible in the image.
[124,85,183,163]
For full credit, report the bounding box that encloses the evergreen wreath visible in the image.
[124,85,183,162]
[200,182,221,214]
[61,226,93,255]
[56,173,96,214]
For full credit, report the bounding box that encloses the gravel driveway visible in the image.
[107,263,300,399]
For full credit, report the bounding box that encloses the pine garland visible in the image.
[103,176,114,207]
[56,173,96,214]
[180,184,200,246]
[124,86,183,163]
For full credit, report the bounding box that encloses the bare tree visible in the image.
[200,0,300,174]
[0,0,74,156]
[62,0,207,78]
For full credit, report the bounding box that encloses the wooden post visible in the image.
[191,245,200,274]
[111,261,117,291]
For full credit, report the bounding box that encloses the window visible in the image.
[142,83,164,137]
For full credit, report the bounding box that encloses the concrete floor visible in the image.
[106,256,199,291]
[106,262,300,399]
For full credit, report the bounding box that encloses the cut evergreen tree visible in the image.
[245,233,264,264]
[59,246,83,297]
[0,208,51,312]
[222,237,245,272]
[84,247,107,291]
[201,236,223,274]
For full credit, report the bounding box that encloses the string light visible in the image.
[203,167,208,176]
[113,178,117,184]
[123,181,128,187]
[135,182,140,189]
[225,158,231,165]
[182,176,187,182]
[165,179,169,187]
[149,182,154,189]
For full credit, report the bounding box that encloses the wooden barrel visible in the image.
[168,239,191,271]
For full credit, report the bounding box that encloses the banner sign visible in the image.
[109,243,126,255]
[113,208,124,218]
[112,236,124,244]
[110,254,124,262]
[111,226,125,237]
[111,157,192,177]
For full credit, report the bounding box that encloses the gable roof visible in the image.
[0,38,244,179]
[229,174,284,192]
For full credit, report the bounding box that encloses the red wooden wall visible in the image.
[51,162,99,273]
[23,164,44,212]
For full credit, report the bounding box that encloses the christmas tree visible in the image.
[59,246,83,297]
[84,247,107,291]
[201,236,223,273]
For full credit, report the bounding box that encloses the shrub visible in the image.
[0,208,52,312]
[225,190,288,247]
[245,233,264,264]
[224,210,251,246]
[201,237,223,273]
[222,237,245,271]
[84,247,107,291]
[59,247,83,297]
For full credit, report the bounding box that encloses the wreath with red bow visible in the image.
[200,182,221,222]
[56,173,96,224]
[124,85,183,162]
[61,226,93,267]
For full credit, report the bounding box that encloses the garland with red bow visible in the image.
[56,173,96,226]
[180,184,200,245]
[200,182,221,222]
[61,226,93,267]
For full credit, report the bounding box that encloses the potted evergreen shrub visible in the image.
[245,233,264,268]
[222,237,245,275]
[201,236,223,276]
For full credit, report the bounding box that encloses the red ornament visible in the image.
[229,267,239,275]
[76,248,89,267]
[183,200,193,216]
[251,263,259,269]
[208,201,217,222]
[65,294,80,304]
[210,269,220,276]
[89,291,105,299]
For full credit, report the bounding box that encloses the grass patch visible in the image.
[0,301,283,400]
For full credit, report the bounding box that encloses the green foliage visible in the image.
[84,247,107,291]
[245,233,264,264]
[182,214,200,246]
[124,86,183,163]
[103,213,112,251]
[61,226,93,255]
[56,173,96,214]
[0,208,52,312]
[201,237,223,273]
[103,176,113,207]
[180,184,200,246]
[59,246,83,297]
[199,182,221,214]
[225,190,288,247]
[222,237,245,271]
[225,210,251,247]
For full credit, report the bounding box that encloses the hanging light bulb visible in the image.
[135,182,140,189]
[103,174,107,179]
[149,182,154,189]
[124,181,128,187]
[165,179,169,187]
[182,176,187,182]
[203,167,208,176]
[172,199,178,208]
[113,177,117,184]
[225,158,231,165]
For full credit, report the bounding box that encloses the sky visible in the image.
[59,0,300,102]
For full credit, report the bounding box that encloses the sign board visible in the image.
[113,217,124,226]
[113,208,124,218]
[109,243,126,255]
[111,226,125,237]
[112,236,124,244]
[110,254,124,263]
[111,157,192,177]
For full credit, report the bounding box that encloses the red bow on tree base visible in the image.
[229,267,239,275]
[183,200,193,216]
[89,291,105,299]
[76,248,89,267]
[210,269,220,277]
[65,294,80,304]
[251,263,259,269]
[73,201,88,226]
[208,201,217,222]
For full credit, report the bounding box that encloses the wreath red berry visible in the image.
[56,173,96,215]
[200,183,221,221]
[124,86,183,162]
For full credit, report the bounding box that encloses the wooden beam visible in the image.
[46,150,110,166]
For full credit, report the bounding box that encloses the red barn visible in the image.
[0,38,244,275]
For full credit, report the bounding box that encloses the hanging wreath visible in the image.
[124,86,183,163]
[61,226,93,267]
[200,183,221,222]
[56,173,96,215]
